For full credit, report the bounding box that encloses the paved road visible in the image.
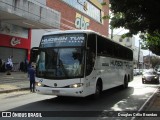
[0,76,159,120]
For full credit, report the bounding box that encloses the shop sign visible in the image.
[10,37,21,46]
[0,34,30,49]
[75,13,90,30]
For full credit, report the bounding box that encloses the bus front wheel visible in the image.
[93,80,102,99]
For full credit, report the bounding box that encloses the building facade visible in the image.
[47,0,109,35]
[31,0,109,48]
[0,0,60,71]
[0,0,109,71]
[0,23,31,70]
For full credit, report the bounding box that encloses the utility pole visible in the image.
[149,50,151,68]
[111,27,113,39]
[137,39,141,69]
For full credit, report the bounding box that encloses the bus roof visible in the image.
[43,29,110,41]
[42,30,132,51]
[43,30,99,36]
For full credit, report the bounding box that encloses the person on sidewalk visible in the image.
[0,58,2,72]
[6,56,13,75]
[24,56,28,73]
[28,64,36,92]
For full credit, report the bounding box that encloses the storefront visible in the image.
[0,0,61,71]
[0,22,31,71]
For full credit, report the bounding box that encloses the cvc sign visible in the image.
[75,13,90,30]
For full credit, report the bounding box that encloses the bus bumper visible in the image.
[35,86,86,97]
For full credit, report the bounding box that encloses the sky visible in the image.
[134,35,151,56]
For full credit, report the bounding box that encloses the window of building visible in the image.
[119,38,123,42]
[126,38,130,42]
[97,0,103,3]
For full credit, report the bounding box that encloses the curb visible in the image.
[0,88,30,94]
[131,87,159,120]
[139,88,159,111]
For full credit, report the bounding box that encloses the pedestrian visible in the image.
[1,60,6,72]
[27,62,32,77]
[19,61,24,72]
[28,64,35,92]
[6,56,13,75]
[24,56,28,72]
[0,58,2,72]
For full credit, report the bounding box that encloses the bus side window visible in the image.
[86,49,95,76]
[86,34,96,76]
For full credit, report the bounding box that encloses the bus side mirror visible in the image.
[30,47,39,63]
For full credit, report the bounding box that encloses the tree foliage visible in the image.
[140,31,160,55]
[150,56,160,68]
[109,0,160,55]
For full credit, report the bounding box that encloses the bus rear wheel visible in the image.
[122,76,128,89]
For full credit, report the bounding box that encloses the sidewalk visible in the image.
[0,72,29,93]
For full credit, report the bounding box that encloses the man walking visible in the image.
[28,64,35,92]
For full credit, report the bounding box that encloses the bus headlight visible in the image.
[36,82,44,87]
[69,83,83,88]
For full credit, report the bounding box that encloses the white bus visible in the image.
[31,30,133,98]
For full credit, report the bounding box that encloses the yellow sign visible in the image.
[75,13,90,30]
[89,0,102,10]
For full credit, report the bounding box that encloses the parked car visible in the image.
[154,65,160,74]
[134,69,142,75]
[139,69,143,74]
[142,70,159,84]
[133,69,137,76]
[156,68,160,75]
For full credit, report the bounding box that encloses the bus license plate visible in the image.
[52,90,60,94]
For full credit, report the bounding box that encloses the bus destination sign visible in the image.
[40,34,85,47]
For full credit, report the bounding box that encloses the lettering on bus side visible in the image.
[110,60,130,68]
[110,60,123,67]
[123,62,129,67]
[102,63,109,66]
[115,61,123,66]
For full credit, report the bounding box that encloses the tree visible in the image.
[151,56,160,68]
[109,0,160,55]
[140,31,160,55]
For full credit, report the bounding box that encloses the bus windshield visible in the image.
[36,47,84,79]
